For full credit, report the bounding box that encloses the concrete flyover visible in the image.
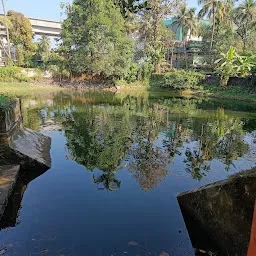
[0,14,62,37]
[29,18,62,37]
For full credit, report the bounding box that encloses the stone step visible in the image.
[0,165,20,218]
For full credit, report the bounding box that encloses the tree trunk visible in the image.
[210,6,215,52]
[1,0,11,63]
[244,22,248,51]
[170,47,174,69]
[184,42,188,69]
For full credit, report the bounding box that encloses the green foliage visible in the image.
[61,0,134,79]
[141,61,154,81]
[151,70,205,89]
[215,46,239,86]
[125,63,139,83]
[0,95,11,109]
[232,0,256,50]
[46,52,70,81]
[7,10,35,67]
[114,0,149,18]
[37,36,51,62]
[173,6,197,40]
[0,66,30,82]
[236,53,256,77]
[215,46,256,86]
[140,0,183,72]
[198,0,233,50]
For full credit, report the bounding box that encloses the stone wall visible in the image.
[0,99,22,154]
[204,75,255,87]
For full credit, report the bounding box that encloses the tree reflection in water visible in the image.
[21,92,253,189]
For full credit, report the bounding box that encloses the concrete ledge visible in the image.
[10,128,51,168]
[0,165,20,219]
[178,168,256,255]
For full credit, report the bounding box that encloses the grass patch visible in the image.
[0,82,65,97]
[201,84,256,103]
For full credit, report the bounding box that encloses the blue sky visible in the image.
[2,0,199,21]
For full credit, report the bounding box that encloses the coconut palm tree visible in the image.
[173,6,197,40]
[1,0,11,62]
[233,0,256,50]
[172,6,197,69]
[37,35,51,60]
[198,0,233,51]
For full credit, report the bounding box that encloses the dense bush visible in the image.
[141,61,154,81]
[125,63,140,83]
[47,65,70,82]
[0,66,30,82]
[151,70,205,89]
[0,95,11,109]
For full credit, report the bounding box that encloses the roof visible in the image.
[164,19,183,41]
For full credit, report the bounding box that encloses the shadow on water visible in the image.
[0,166,49,230]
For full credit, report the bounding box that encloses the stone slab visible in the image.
[9,128,51,169]
[0,165,20,219]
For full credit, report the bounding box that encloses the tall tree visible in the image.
[172,6,197,69]
[37,35,51,60]
[140,0,184,72]
[198,0,233,51]
[61,0,134,79]
[1,0,11,61]
[173,6,197,40]
[7,10,34,66]
[233,0,256,50]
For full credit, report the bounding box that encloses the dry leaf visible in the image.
[0,248,6,255]
[128,241,138,246]
[159,252,169,256]
[199,249,207,254]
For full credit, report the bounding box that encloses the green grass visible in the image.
[201,84,256,103]
[0,82,65,97]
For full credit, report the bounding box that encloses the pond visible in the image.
[0,90,256,256]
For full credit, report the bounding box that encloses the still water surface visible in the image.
[1,91,256,255]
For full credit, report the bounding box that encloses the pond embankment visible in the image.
[0,98,51,220]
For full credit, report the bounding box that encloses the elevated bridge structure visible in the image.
[0,14,62,37]
[0,15,62,66]
[29,17,62,37]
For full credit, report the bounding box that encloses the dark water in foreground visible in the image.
[1,91,256,256]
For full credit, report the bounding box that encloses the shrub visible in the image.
[125,63,140,83]
[151,69,205,89]
[47,65,70,82]
[141,61,154,81]
[0,95,11,109]
[0,66,30,82]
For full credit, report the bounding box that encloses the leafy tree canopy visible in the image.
[61,0,134,78]
[7,10,34,50]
